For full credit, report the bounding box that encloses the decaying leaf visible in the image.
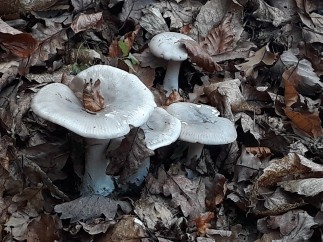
[109,25,141,58]
[54,195,132,222]
[82,79,105,113]
[106,128,154,183]
[25,214,61,242]
[236,45,278,77]
[257,153,323,187]
[134,196,174,230]
[0,32,39,58]
[70,12,104,34]
[283,67,300,107]
[257,210,316,241]
[245,147,272,159]
[278,178,323,197]
[195,212,215,236]
[180,39,222,73]
[97,216,146,242]
[146,167,206,219]
[284,107,323,139]
[204,174,227,210]
[200,13,234,55]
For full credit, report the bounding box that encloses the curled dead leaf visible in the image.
[83,79,105,113]
[195,212,215,236]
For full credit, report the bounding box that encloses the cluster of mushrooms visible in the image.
[31,32,237,197]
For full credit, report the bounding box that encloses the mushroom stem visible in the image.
[163,60,182,94]
[186,143,204,163]
[81,138,115,196]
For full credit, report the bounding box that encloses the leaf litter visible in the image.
[1,0,323,241]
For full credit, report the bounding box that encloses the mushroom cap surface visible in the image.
[149,32,193,61]
[166,103,237,145]
[31,65,156,139]
[141,107,181,150]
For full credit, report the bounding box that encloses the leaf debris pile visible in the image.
[1,0,323,241]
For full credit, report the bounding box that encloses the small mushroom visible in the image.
[125,107,181,186]
[166,102,237,162]
[149,32,194,95]
[31,65,156,196]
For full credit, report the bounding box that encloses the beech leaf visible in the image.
[70,12,104,34]
[200,13,234,55]
[180,39,222,72]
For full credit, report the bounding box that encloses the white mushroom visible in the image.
[149,32,194,95]
[166,102,237,163]
[31,65,156,196]
[125,107,181,186]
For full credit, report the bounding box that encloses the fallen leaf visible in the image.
[282,67,300,107]
[245,147,272,160]
[139,7,169,35]
[0,32,39,58]
[204,174,227,210]
[83,79,105,113]
[180,39,222,73]
[54,195,132,222]
[97,216,146,242]
[25,214,61,242]
[79,218,113,235]
[71,12,104,34]
[106,128,154,184]
[257,153,323,187]
[284,107,323,139]
[278,178,323,197]
[259,210,316,241]
[200,13,234,55]
[195,212,215,236]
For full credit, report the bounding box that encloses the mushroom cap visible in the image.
[31,65,156,139]
[166,103,237,145]
[149,32,193,61]
[141,107,181,150]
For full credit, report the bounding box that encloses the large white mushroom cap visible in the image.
[149,32,193,61]
[31,65,157,139]
[166,102,237,145]
[141,107,181,150]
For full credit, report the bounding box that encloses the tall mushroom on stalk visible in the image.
[31,65,156,196]
[149,32,194,95]
[166,102,237,163]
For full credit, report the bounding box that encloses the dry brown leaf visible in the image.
[97,216,146,242]
[195,212,215,236]
[278,178,323,197]
[284,107,323,139]
[245,147,272,159]
[180,39,222,73]
[70,12,104,34]
[0,135,16,171]
[54,195,132,222]
[257,153,323,187]
[200,13,234,55]
[146,168,206,219]
[204,174,227,210]
[234,146,262,182]
[82,79,105,113]
[106,128,154,183]
[282,67,300,107]
[258,210,316,241]
[236,45,278,77]
[0,32,39,58]
[25,214,61,242]
[108,25,141,58]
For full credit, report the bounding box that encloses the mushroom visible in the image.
[122,107,181,186]
[166,102,237,163]
[149,32,193,94]
[31,65,156,196]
